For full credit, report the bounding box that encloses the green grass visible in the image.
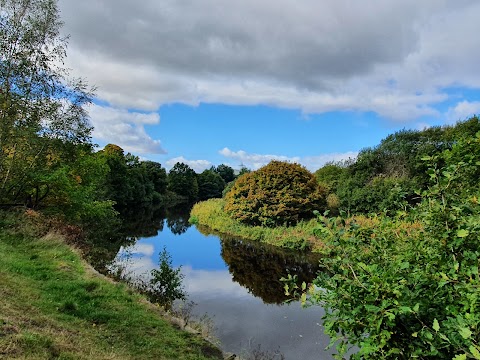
[190,199,423,253]
[0,212,222,360]
[190,199,322,251]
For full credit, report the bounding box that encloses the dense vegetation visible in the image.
[224,161,326,227]
[191,198,323,251]
[316,117,480,216]
[281,122,480,359]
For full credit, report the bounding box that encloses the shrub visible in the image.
[224,161,326,227]
[285,146,480,359]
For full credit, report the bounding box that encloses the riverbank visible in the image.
[0,211,223,360]
[190,199,322,251]
[190,199,423,254]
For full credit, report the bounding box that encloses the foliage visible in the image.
[212,164,236,183]
[285,136,480,359]
[224,161,326,227]
[147,247,186,310]
[191,199,324,251]
[168,162,199,203]
[314,162,346,193]
[325,116,480,215]
[100,144,168,207]
[0,0,94,207]
[198,169,226,200]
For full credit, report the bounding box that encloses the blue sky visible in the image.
[58,0,480,172]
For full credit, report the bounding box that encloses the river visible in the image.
[93,205,335,359]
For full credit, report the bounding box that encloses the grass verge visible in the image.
[0,211,222,360]
[190,199,321,251]
[190,199,423,253]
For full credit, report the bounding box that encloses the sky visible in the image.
[57,0,480,172]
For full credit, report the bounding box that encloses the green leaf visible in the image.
[457,229,469,238]
[399,306,412,314]
[432,319,440,332]
[458,327,472,339]
[470,345,480,360]
[453,355,467,360]
[300,292,307,305]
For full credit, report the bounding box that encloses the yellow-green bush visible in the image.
[224,161,326,227]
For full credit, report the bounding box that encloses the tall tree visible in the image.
[167,162,198,202]
[0,0,94,205]
[197,169,225,200]
[213,164,235,183]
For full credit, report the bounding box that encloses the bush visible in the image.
[224,161,326,227]
[285,144,480,359]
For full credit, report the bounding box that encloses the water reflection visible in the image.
[165,205,192,235]
[197,225,320,304]
[87,204,194,271]
[94,205,334,359]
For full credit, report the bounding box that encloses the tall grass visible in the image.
[190,199,423,253]
[190,199,322,251]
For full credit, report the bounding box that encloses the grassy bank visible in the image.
[0,212,222,360]
[190,199,423,253]
[190,199,322,251]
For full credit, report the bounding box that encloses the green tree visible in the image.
[148,247,186,310]
[197,169,225,201]
[213,164,235,183]
[314,163,345,193]
[142,161,167,196]
[0,0,94,206]
[224,161,326,227]
[167,162,198,202]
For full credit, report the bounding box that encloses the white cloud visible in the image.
[59,0,480,122]
[219,148,357,171]
[88,104,166,154]
[446,101,480,124]
[219,148,300,170]
[166,156,212,173]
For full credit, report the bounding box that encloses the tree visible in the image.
[0,0,94,206]
[147,247,186,310]
[197,169,225,201]
[224,161,326,227]
[213,164,235,183]
[167,162,198,202]
[142,161,167,196]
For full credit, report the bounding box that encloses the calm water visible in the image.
[103,206,334,359]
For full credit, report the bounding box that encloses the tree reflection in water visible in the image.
[165,205,192,235]
[87,204,192,271]
[197,225,321,304]
[90,205,320,305]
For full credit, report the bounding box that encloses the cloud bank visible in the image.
[59,0,480,121]
[219,148,357,171]
[89,104,166,154]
